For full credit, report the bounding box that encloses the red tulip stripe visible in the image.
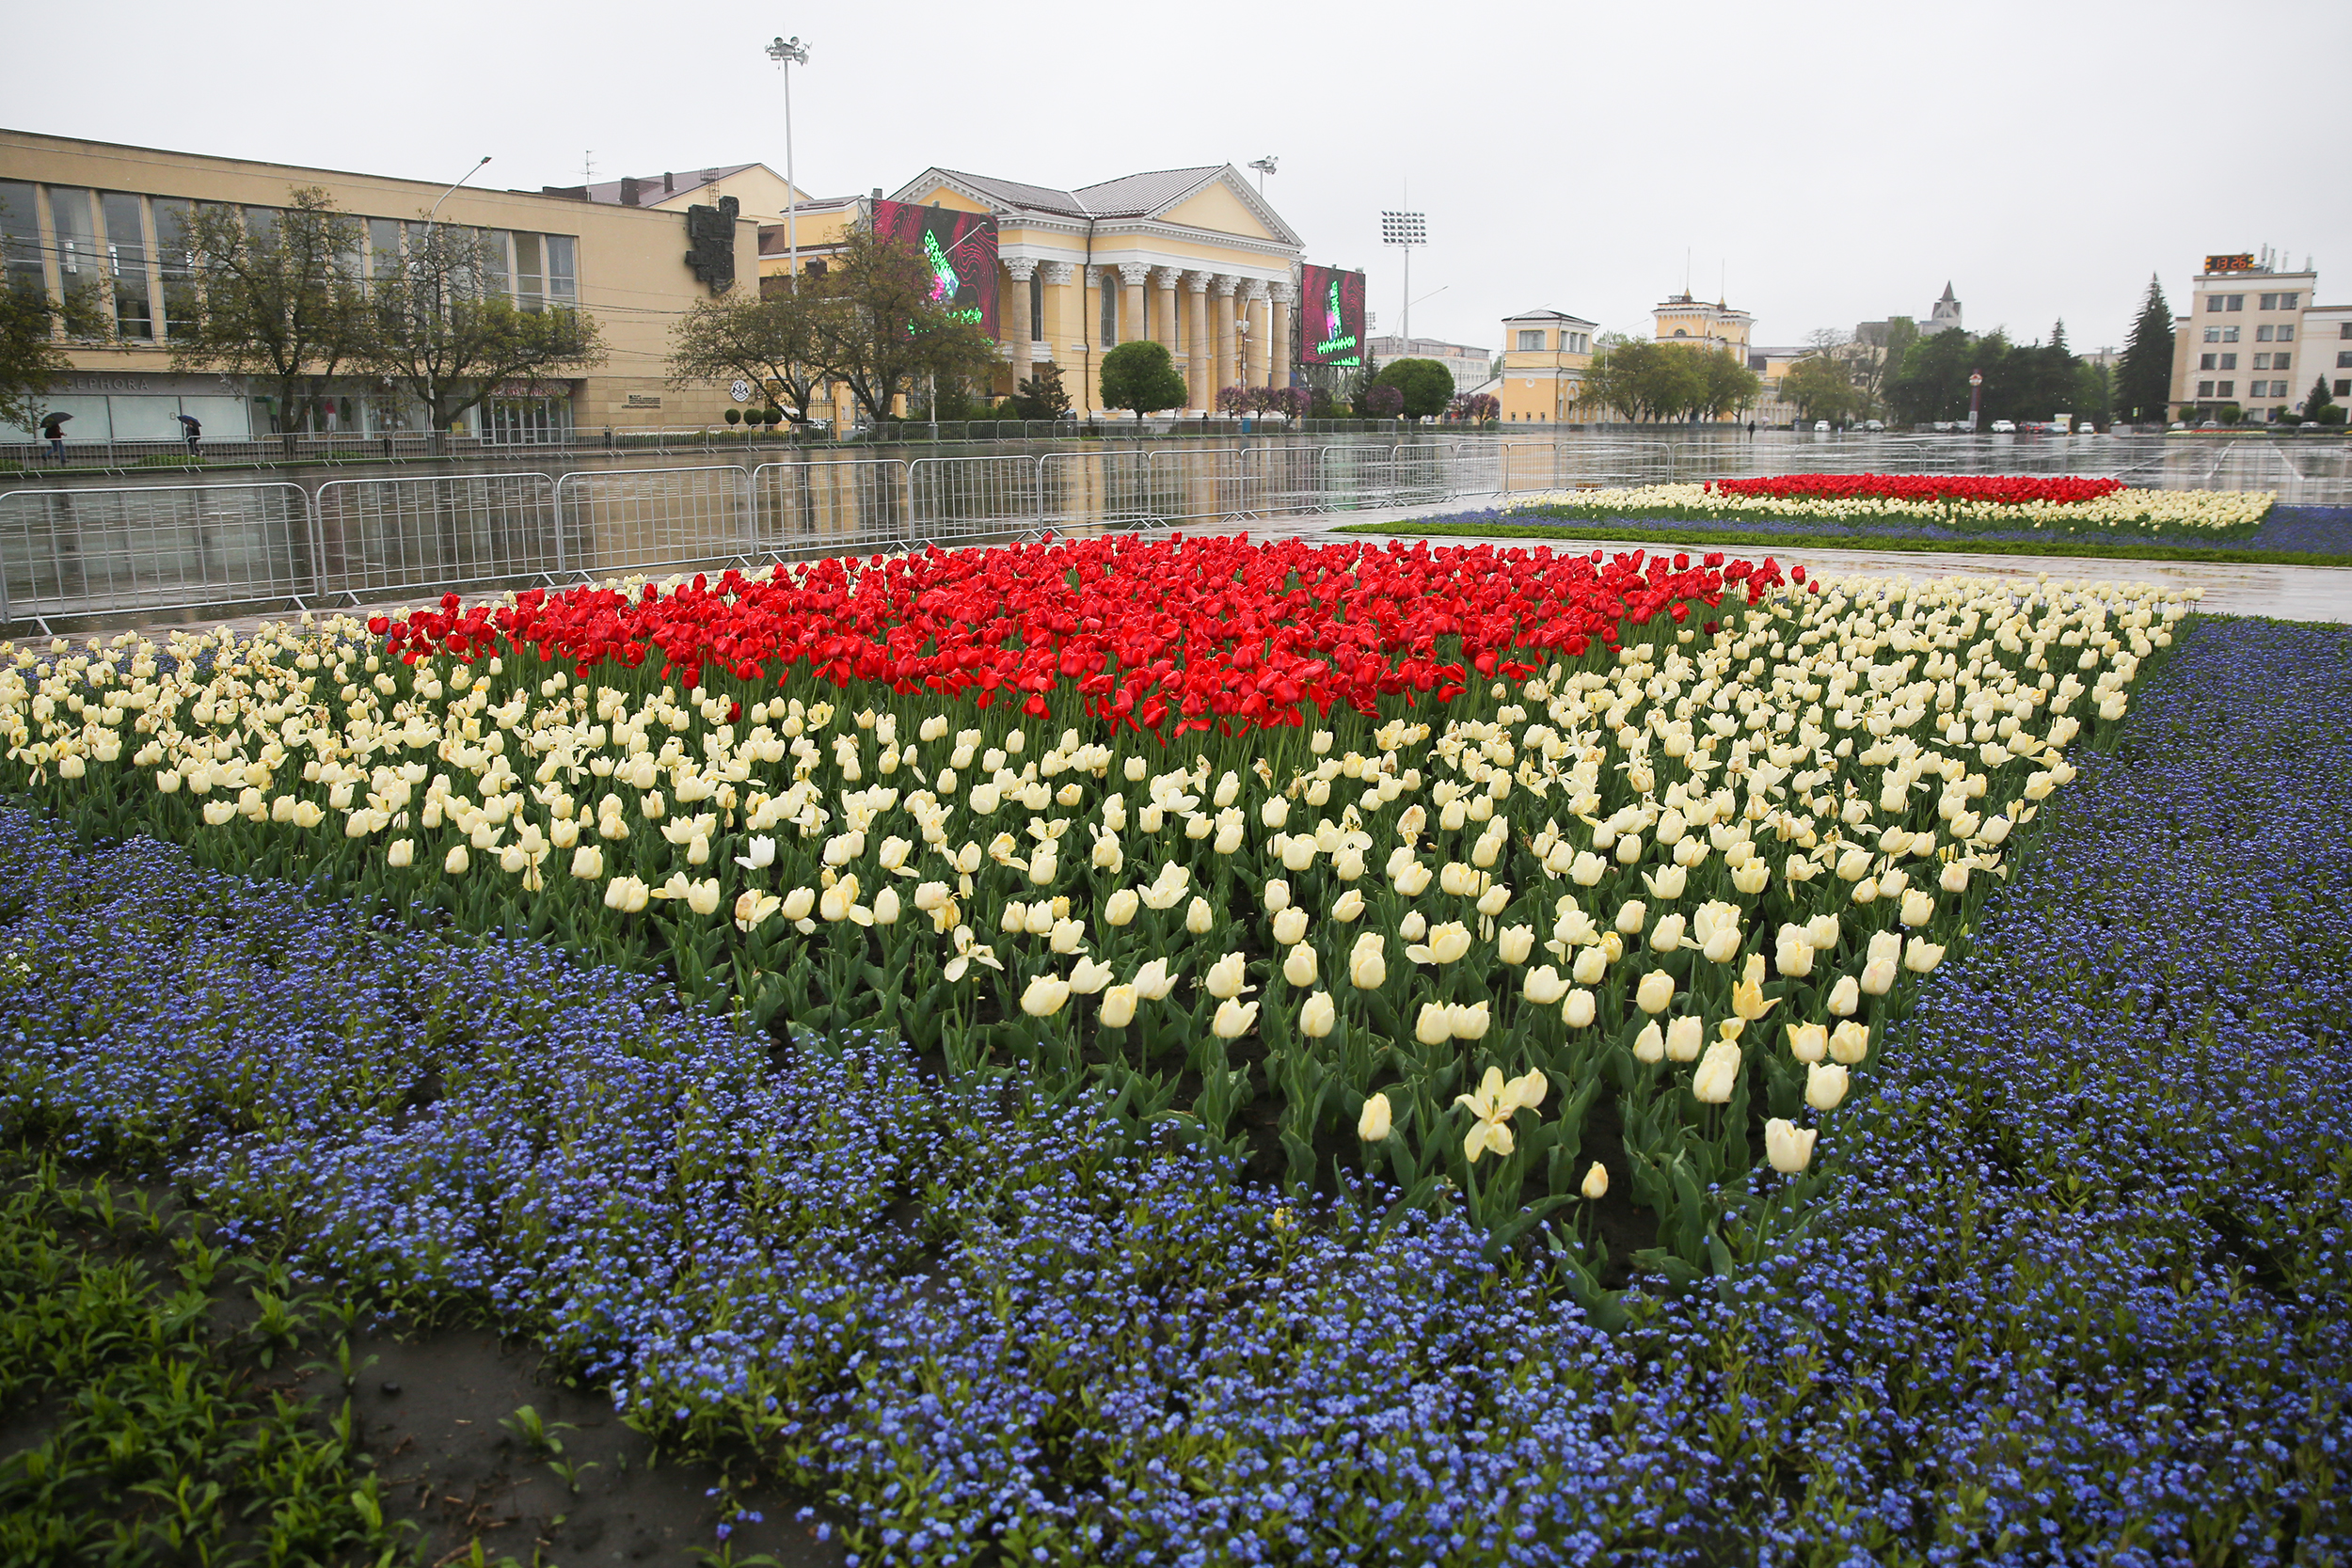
[1708,473,2125,507]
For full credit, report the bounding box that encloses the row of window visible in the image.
[2202,291,2302,312]
[1513,329,1592,353]
[2198,352,2295,371]
[2195,379,2307,400]
[2203,324,2298,343]
[0,181,579,341]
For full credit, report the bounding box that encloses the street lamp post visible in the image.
[418,154,491,448]
[766,36,811,291]
[1968,369,1984,434]
[1248,155,1279,195]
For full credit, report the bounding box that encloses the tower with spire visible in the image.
[1925,281,1963,336]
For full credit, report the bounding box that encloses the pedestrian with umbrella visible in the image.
[38,410,70,464]
[176,410,202,460]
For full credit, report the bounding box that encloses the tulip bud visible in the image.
[872,887,901,926]
[1764,1117,1817,1174]
[1104,887,1139,927]
[1650,913,1688,954]
[1282,944,1318,988]
[1571,944,1608,985]
[780,887,815,922]
[1805,1060,1850,1111]
[1049,917,1086,954]
[1021,974,1072,1017]
[1860,957,1897,996]
[1186,897,1215,935]
[1414,1003,1453,1046]
[1272,908,1310,946]
[1264,879,1292,913]
[1805,913,1840,950]
[1212,997,1259,1039]
[570,845,604,879]
[1068,956,1114,994]
[1450,1001,1491,1040]
[1665,1014,1705,1062]
[1635,969,1675,1014]
[1825,974,1860,1016]
[1357,1090,1391,1142]
[1522,965,1567,1006]
[1786,1022,1828,1064]
[387,839,415,869]
[1132,958,1177,1001]
[1564,988,1597,1029]
[443,846,469,876]
[1900,888,1936,927]
[1632,1020,1665,1062]
[1829,1020,1870,1064]
[1349,940,1388,990]
[1904,940,1946,973]
[1260,797,1289,829]
[1691,1038,1741,1102]
[1301,990,1337,1038]
[1702,925,1740,964]
[1581,1162,1609,1200]
[1614,899,1648,935]
[1476,883,1511,919]
[1099,984,1138,1028]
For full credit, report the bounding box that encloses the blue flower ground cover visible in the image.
[2,615,2348,1564]
[1408,503,2352,557]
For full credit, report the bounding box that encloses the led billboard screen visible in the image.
[871,198,1000,338]
[1297,265,1366,367]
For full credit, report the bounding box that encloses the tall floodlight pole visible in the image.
[1248,155,1279,195]
[419,155,491,443]
[1380,209,1427,343]
[767,36,811,291]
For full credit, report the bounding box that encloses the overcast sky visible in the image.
[11,0,2346,356]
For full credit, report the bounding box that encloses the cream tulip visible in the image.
[1186,897,1215,935]
[1691,1038,1741,1102]
[1212,998,1259,1038]
[570,845,605,880]
[1805,1060,1850,1111]
[1571,945,1609,986]
[443,845,469,876]
[872,886,902,926]
[1900,888,1936,927]
[1904,940,1946,973]
[1068,956,1115,994]
[1330,888,1366,924]
[1450,1001,1491,1040]
[1282,944,1318,988]
[604,875,649,913]
[1825,974,1860,1016]
[1132,958,1178,1001]
[1636,970,1676,1014]
[1415,1002,1454,1046]
[1828,1020,1871,1065]
[1104,887,1139,927]
[1615,898,1649,935]
[1206,951,1251,999]
[1272,908,1311,946]
[1263,878,1292,913]
[1021,974,1072,1017]
[1786,1022,1828,1064]
[1564,988,1597,1029]
[386,838,415,869]
[1860,957,1898,996]
[1300,990,1337,1038]
[1522,965,1568,1006]
[1632,1020,1665,1063]
[1099,984,1138,1028]
[1357,1090,1391,1142]
[1581,1162,1609,1200]
[1665,1015,1705,1063]
[1764,1117,1817,1174]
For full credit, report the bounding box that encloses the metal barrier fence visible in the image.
[0,440,1513,630]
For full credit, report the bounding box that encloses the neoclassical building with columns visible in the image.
[883,166,1306,414]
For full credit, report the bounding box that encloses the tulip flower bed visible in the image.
[1,610,2345,1561]
[0,535,2182,1307]
[1509,477,2275,536]
[1352,500,2352,565]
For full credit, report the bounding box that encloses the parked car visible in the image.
[1814,420,1831,433]
[1990,420,2016,434]
[1863,419,1885,432]
[2199,420,2220,430]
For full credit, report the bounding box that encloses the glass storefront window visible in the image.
[103,192,152,340]
[486,394,573,445]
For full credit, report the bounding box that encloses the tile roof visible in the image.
[564,165,765,207]
[1070,166,1223,216]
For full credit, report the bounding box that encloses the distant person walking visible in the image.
[1746,420,1756,437]
[39,410,70,463]
[176,411,202,459]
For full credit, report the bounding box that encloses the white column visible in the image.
[1242,278,1270,389]
[1118,263,1150,355]
[1185,271,1213,411]
[1212,276,1239,405]
[1002,256,1036,396]
[1269,281,1295,390]
[1038,261,1074,363]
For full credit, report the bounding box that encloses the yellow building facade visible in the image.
[1652,293,1752,357]
[1497,309,1597,423]
[0,129,761,441]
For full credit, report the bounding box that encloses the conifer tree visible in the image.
[2115,276,2175,422]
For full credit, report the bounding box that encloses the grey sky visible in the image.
[12,0,2347,356]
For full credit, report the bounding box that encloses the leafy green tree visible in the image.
[357,224,605,435]
[2114,276,2174,422]
[1697,347,1762,420]
[806,228,1003,425]
[167,188,370,440]
[1098,341,1189,418]
[1781,354,1860,424]
[0,283,76,434]
[2074,361,2113,427]
[1371,357,1456,420]
[668,286,827,425]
